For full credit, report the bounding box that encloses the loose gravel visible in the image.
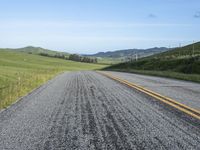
[0,71,199,150]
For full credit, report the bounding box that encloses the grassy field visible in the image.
[104,42,200,83]
[0,50,106,109]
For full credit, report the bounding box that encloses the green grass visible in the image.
[104,42,200,83]
[0,50,107,109]
[154,42,200,59]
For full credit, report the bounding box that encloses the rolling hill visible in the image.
[104,42,200,82]
[1,46,69,57]
[153,42,200,59]
[88,47,168,59]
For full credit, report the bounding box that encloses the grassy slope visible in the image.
[1,46,69,57]
[0,50,106,109]
[105,42,200,83]
[155,42,200,58]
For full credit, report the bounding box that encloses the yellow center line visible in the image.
[97,71,200,120]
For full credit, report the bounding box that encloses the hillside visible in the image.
[0,49,106,109]
[105,42,200,82]
[1,46,69,57]
[153,42,200,58]
[88,47,168,58]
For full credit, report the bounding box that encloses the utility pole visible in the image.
[135,54,138,61]
[192,40,195,56]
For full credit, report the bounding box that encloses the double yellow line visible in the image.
[98,71,200,120]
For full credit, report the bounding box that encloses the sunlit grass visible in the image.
[0,50,107,109]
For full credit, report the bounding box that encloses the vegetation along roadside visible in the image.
[0,50,107,109]
[104,42,200,83]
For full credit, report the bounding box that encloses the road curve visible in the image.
[0,71,200,150]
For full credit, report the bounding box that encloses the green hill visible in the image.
[85,47,168,64]
[105,42,200,82]
[87,47,168,58]
[1,46,69,57]
[153,42,200,59]
[0,50,106,109]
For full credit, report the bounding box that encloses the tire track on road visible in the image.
[0,71,199,150]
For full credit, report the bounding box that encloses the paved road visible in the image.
[106,71,200,110]
[0,71,199,150]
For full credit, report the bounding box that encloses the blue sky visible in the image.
[0,0,200,54]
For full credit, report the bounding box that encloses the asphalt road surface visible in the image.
[106,71,200,110]
[0,71,199,150]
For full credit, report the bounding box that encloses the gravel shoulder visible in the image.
[0,71,199,150]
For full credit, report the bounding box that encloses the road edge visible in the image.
[0,72,66,114]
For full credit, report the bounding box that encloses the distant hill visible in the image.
[104,42,200,82]
[88,47,168,59]
[1,46,69,57]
